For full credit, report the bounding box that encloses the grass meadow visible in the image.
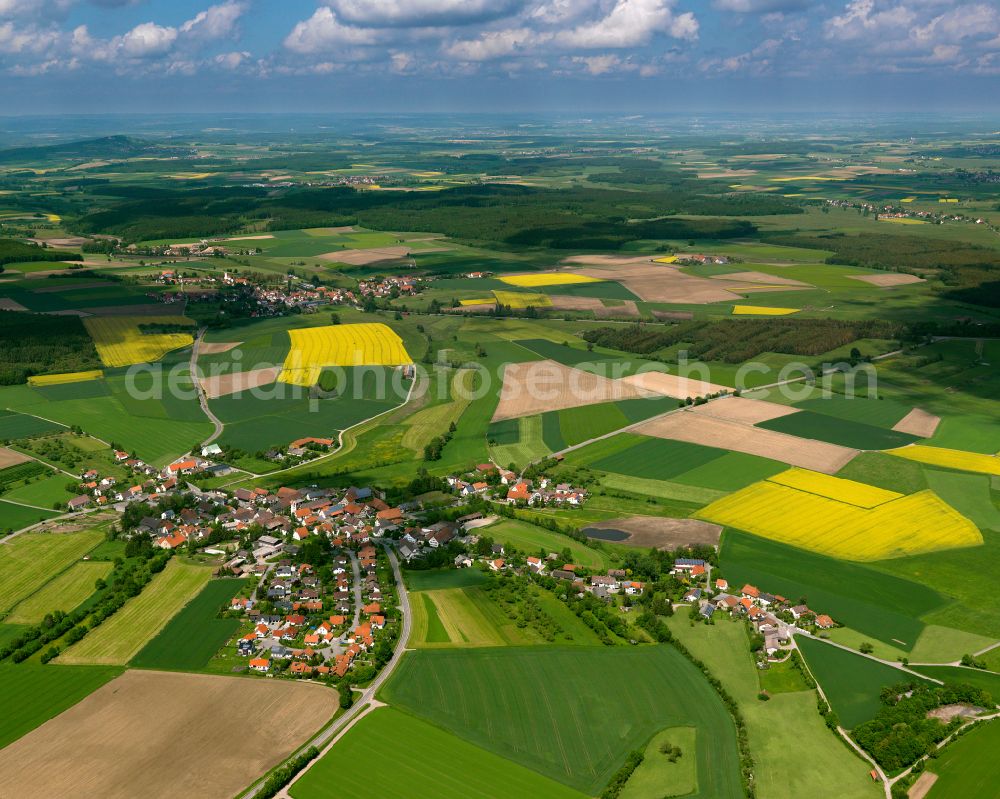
[665,616,879,799]
[0,499,58,532]
[6,561,111,624]
[130,578,245,671]
[290,707,588,799]
[924,720,1000,799]
[58,560,212,665]
[381,646,743,797]
[482,519,610,570]
[0,664,122,749]
[0,529,104,613]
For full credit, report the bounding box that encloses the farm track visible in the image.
[191,327,224,447]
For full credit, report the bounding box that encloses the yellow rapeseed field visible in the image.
[460,298,494,306]
[498,273,600,288]
[84,316,195,369]
[888,445,1000,477]
[767,468,902,508]
[492,290,553,309]
[653,256,678,264]
[697,480,981,561]
[732,305,799,316]
[279,323,412,386]
[28,370,103,386]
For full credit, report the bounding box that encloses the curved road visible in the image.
[242,544,412,799]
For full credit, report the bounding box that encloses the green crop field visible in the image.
[796,636,929,729]
[290,707,587,799]
[406,568,488,592]
[381,646,743,796]
[0,529,104,613]
[416,593,450,643]
[672,451,787,491]
[58,559,212,665]
[0,410,64,440]
[513,338,624,366]
[490,414,549,469]
[836,452,929,495]
[0,460,48,491]
[911,665,1000,697]
[483,519,609,569]
[721,530,944,649]
[2,474,75,508]
[758,411,920,450]
[924,719,1000,799]
[793,396,913,428]
[130,578,245,671]
[909,625,996,663]
[924,470,1000,531]
[486,417,519,445]
[594,436,727,481]
[0,664,122,749]
[6,561,112,624]
[665,616,879,799]
[0,499,57,532]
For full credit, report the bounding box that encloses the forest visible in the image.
[582,319,904,363]
[74,182,792,247]
[0,238,82,269]
[766,231,1000,308]
[0,311,102,384]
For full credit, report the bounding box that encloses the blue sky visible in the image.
[1,0,998,113]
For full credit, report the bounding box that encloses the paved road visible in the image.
[243,544,412,799]
[191,327,224,447]
[348,552,363,630]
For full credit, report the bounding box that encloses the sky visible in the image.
[0,0,998,114]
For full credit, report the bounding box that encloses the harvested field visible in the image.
[686,396,800,425]
[907,771,937,799]
[549,295,605,313]
[0,297,28,311]
[321,245,447,265]
[200,366,280,399]
[619,370,731,399]
[0,447,31,469]
[225,234,274,241]
[196,340,242,355]
[710,270,809,287]
[849,273,924,287]
[893,408,941,438]
[0,669,339,799]
[573,263,745,304]
[491,360,651,422]
[561,255,654,267]
[636,412,859,474]
[601,300,640,318]
[584,516,722,549]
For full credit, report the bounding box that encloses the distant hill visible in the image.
[0,135,190,165]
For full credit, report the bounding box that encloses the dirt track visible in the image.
[0,669,339,799]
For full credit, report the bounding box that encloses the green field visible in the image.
[406,568,488,592]
[0,664,122,748]
[418,593,450,643]
[720,530,944,649]
[620,727,697,799]
[482,519,609,570]
[1,474,75,508]
[925,719,1000,799]
[909,625,997,663]
[758,411,919,450]
[490,414,549,469]
[758,656,813,694]
[672,450,787,491]
[796,636,928,729]
[130,578,245,671]
[836,451,929,494]
[6,561,112,624]
[290,707,587,799]
[0,410,64,439]
[923,470,1000,531]
[793,396,913,428]
[0,499,58,532]
[594,436,726,480]
[381,646,743,796]
[0,529,104,613]
[58,559,212,665]
[666,616,880,799]
[910,665,1000,697]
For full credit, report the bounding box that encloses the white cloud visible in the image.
[327,0,523,28]
[180,1,247,40]
[214,50,249,69]
[572,54,622,74]
[713,0,806,11]
[824,1,915,41]
[444,27,543,60]
[119,21,177,57]
[284,7,377,53]
[557,0,698,49]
